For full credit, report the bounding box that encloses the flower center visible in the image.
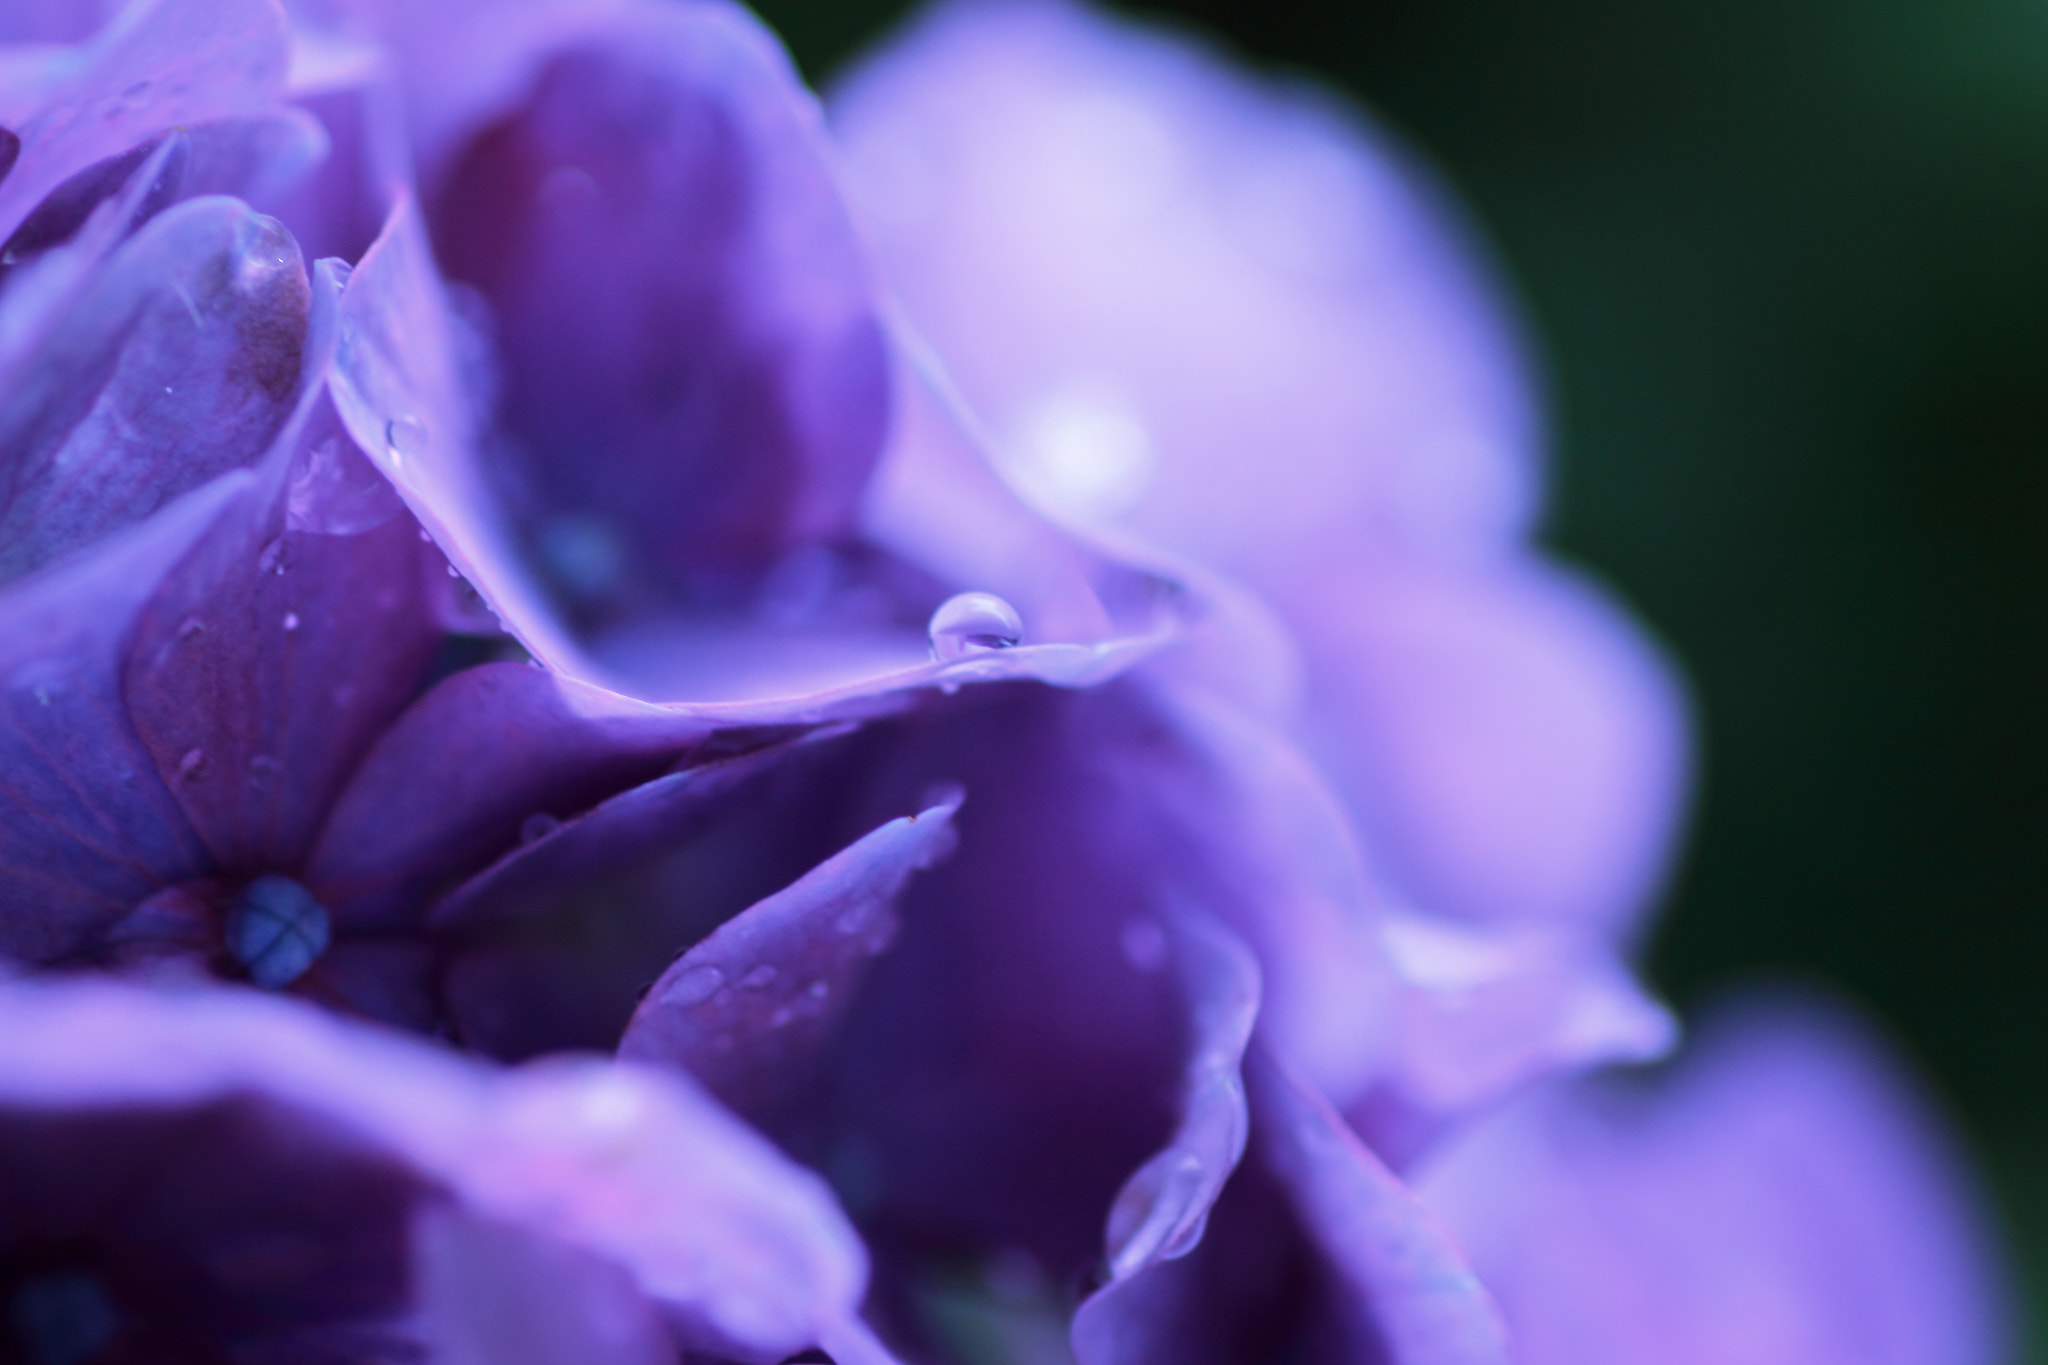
[6,1270,118,1365]
[223,876,331,990]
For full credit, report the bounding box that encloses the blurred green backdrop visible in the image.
[757,0,2048,1349]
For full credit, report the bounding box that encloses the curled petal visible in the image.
[621,793,962,1124]
[1417,991,2013,1365]
[1097,911,1260,1284]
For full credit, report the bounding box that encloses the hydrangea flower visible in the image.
[0,0,2013,1362]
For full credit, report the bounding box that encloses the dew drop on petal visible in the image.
[518,813,561,845]
[176,749,210,783]
[224,875,330,990]
[807,980,830,1001]
[928,592,1023,662]
[281,612,299,632]
[663,964,725,1007]
[176,615,204,642]
[740,963,779,990]
[385,415,427,461]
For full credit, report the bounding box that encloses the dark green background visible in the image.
[757,0,2048,1350]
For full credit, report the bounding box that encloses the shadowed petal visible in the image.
[123,258,440,873]
[0,195,311,584]
[1417,991,2012,1365]
[304,663,719,927]
[0,0,292,243]
[620,793,962,1124]
[431,731,860,1058]
[1248,1046,1511,1365]
[0,976,898,1361]
[0,475,244,959]
[426,1,888,613]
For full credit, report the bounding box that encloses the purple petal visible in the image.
[327,1,1191,709]
[1094,912,1260,1284]
[0,195,312,583]
[831,0,1692,942]
[619,793,962,1123]
[425,1,887,608]
[831,0,1540,558]
[416,1207,675,1365]
[1350,910,1677,1166]
[1297,557,1691,938]
[0,975,896,1360]
[1248,1045,1512,1365]
[122,260,441,873]
[0,475,242,959]
[0,0,292,243]
[432,731,859,1059]
[304,662,719,927]
[1417,991,2012,1365]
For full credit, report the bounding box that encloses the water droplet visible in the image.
[256,537,289,575]
[663,964,725,1007]
[176,616,204,642]
[176,749,210,783]
[807,980,830,1001]
[928,592,1024,662]
[280,612,300,632]
[740,963,779,991]
[518,813,561,845]
[224,875,330,990]
[385,415,427,461]
[445,562,461,578]
[417,527,433,543]
[769,1006,795,1028]
[833,905,871,936]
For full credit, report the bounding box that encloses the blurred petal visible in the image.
[1417,991,2012,1365]
[416,1207,674,1365]
[832,0,1692,942]
[0,475,242,959]
[0,975,894,1361]
[0,195,311,583]
[0,0,292,243]
[1351,910,1678,1166]
[123,258,440,873]
[1299,557,1690,938]
[831,0,1540,562]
